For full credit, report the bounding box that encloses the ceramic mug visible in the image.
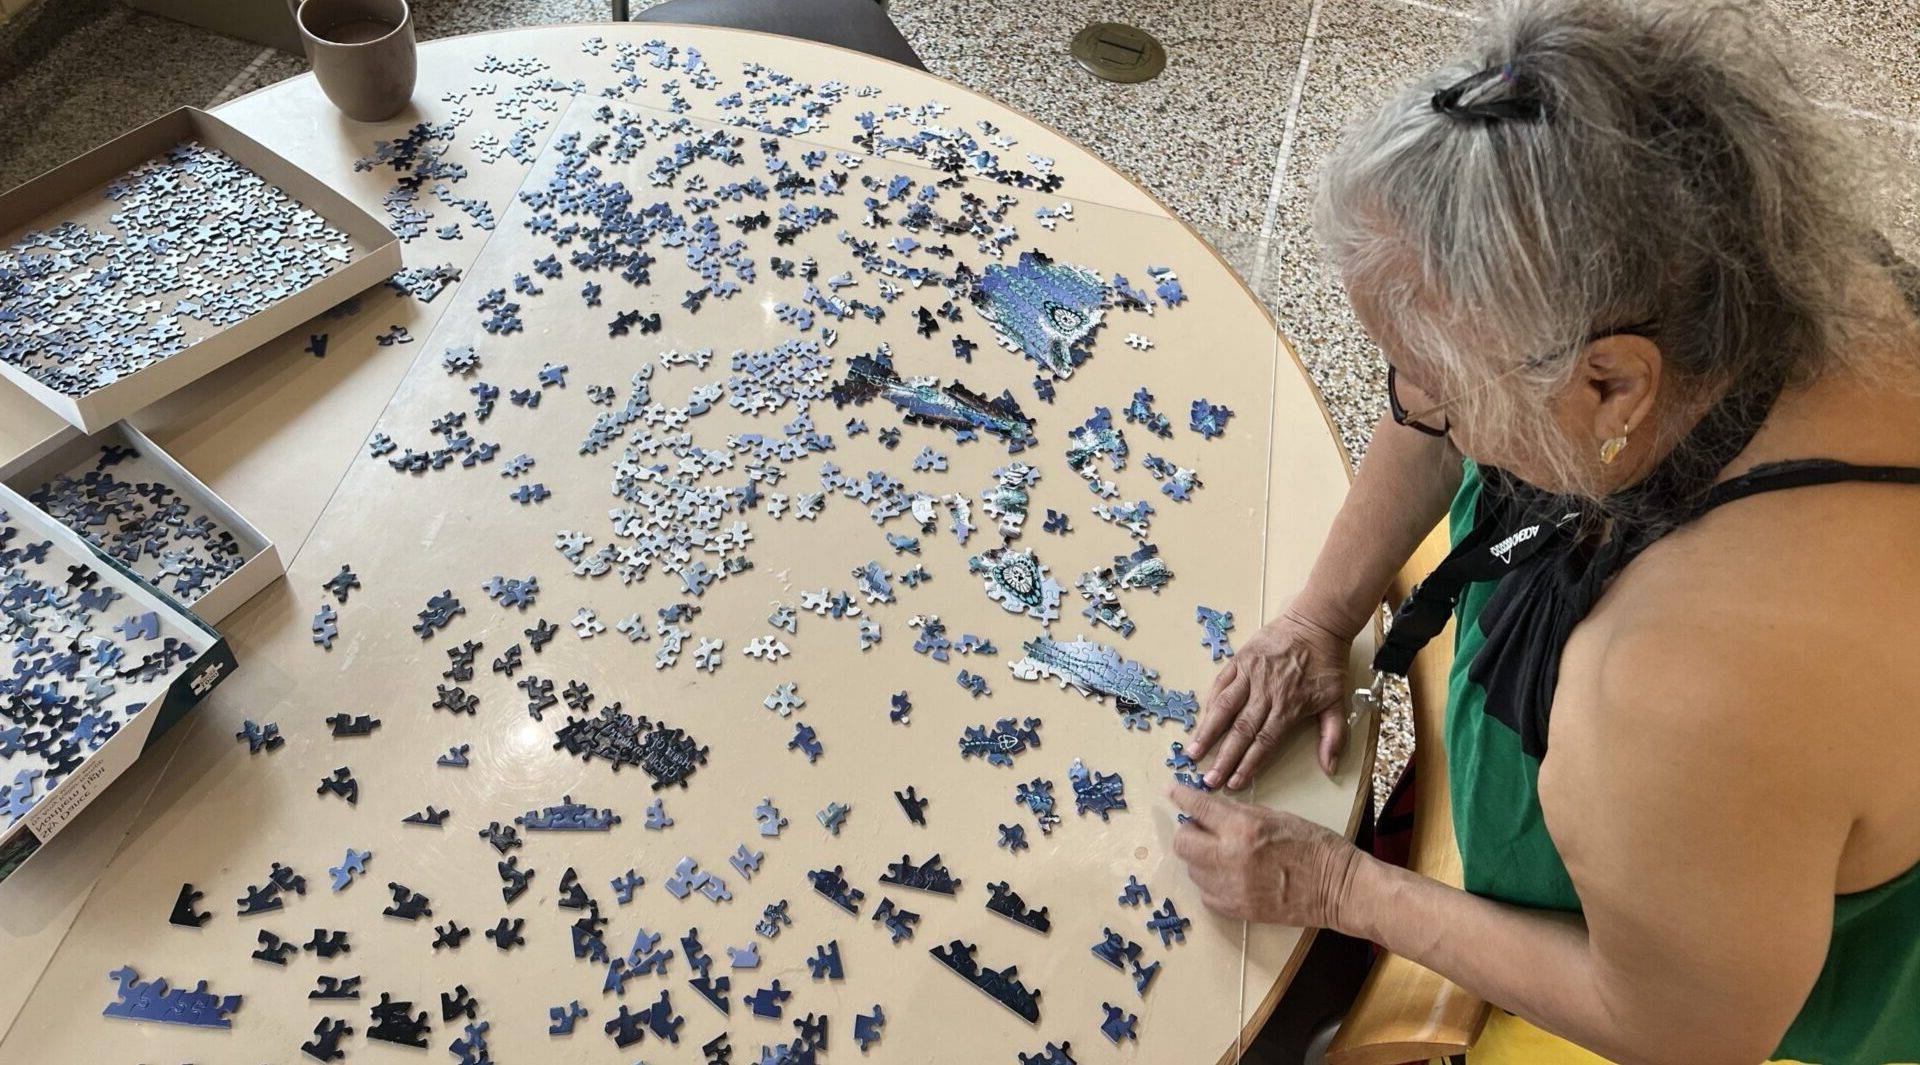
[295,0,417,122]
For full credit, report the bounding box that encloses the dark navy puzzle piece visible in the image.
[893,785,927,825]
[316,766,358,804]
[382,882,431,920]
[252,929,297,965]
[806,866,865,915]
[236,881,281,917]
[302,1017,353,1061]
[743,980,791,1019]
[368,992,431,1048]
[311,975,361,1000]
[485,916,525,950]
[986,881,1051,933]
[1020,1041,1078,1064]
[432,922,470,950]
[548,999,587,1035]
[854,1004,886,1052]
[403,804,450,826]
[169,883,210,927]
[928,940,1042,1023]
[880,852,962,895]
[304,928,350,959]
[806,939,843,981]
[871,898,920,944]
[440,983,477,1022]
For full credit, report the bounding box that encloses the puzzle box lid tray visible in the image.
[0,482,235,884]
[0,106,400,434]
[0,421,285,626]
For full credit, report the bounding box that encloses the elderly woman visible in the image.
[1169,1,1920,1063]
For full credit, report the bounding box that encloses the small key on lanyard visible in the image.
[1347,670,1385,727]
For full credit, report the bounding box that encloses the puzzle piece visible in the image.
[806,940,844,981]
[485,917,526,950]
[549,1000,588,1035]
[645,797,674,830]
[756,797,788,837]
[787,722,823,762]
[959,717,1043,767]
[871,897,920,944]
[743,980,791,1019]
[894,785,928,825]
[1147,898,1192,946]
[1195,605,1236,660]
[854,1004,886,1052]
[997,823,1029,852]
[611,869,646,904]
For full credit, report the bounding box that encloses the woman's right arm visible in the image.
[1191,411,1462,787]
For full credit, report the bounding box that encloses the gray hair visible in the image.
[1316,0,1893,502]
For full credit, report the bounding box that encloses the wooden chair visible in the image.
[1325,523,1491,1065]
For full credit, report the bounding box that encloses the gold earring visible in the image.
[1599,433,1629,465]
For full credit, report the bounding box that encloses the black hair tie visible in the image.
[1431,61,1549,123]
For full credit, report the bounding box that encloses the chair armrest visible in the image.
[1326,522,1489,1064]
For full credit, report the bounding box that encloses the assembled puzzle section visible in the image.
[0,106,399,432]
[0,482,234,882]
[1,421,283,624]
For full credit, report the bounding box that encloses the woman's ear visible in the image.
[1579,333,1662,443]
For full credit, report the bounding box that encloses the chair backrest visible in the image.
[1325,522,1490,1065]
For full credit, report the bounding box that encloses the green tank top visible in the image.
[1446,459,1920,1065]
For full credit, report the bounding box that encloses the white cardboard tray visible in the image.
[0,106,400,433]
[0,482,236,883]
[0,421,284,625]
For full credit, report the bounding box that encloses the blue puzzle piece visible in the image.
[788,722,823,762]
[744,980,791,1019]
[328,848,371,892]
[1196,605,1236,660]
[611,869,646,904]
[853,1004,886,1051]
[1068,759,1127,820]
[806,940,843,981]
[548,1000,587,1035]
[1147,898,1192,946]
[102,967,242,1029]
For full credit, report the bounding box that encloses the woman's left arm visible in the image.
[1172,622,1852,1065]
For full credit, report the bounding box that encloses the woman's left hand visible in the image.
[1168,785,1367,929]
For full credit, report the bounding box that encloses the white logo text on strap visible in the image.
[1489,524,1540,565]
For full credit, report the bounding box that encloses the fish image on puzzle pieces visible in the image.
[973,250,1110,378]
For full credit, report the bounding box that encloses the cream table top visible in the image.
[0,24,1372,1064]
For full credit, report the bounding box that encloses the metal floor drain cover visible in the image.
[1070,22,1166,83]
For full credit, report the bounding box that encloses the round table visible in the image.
[0,24,1371,1064]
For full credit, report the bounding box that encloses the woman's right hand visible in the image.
[1189,604,1355,789]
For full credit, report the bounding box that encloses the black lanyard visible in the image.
[1369,487,1581,678]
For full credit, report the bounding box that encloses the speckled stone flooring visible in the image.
[0,0,1913,809]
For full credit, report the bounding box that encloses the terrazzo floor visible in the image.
[0,0,1914,811]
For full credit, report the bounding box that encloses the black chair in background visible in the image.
[617,0,927,71]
